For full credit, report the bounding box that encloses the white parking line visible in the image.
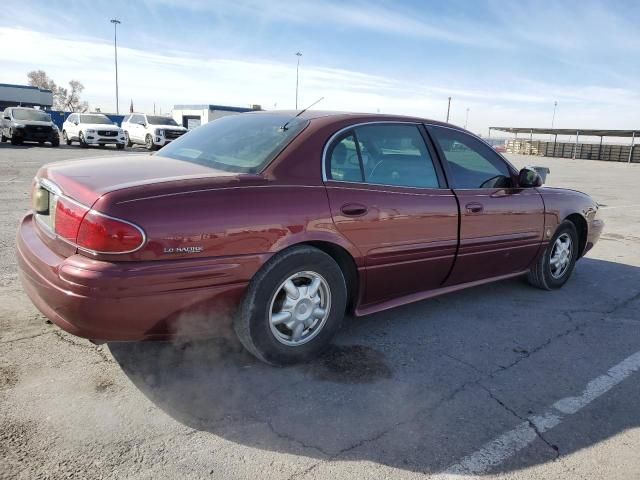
[599,204,640,210]
[438,350,640,478]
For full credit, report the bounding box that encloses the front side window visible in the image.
[327,124,440,189]
[430,126,512,189]
[80,114,112,125]
[157,113,308,173]
[12,109,51,122]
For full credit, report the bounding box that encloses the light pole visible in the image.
[464,108,470,129]
[295,52,302,109]
[549,100,558,141]
[110,19,121,114]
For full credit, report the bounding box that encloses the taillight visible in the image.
[76,211,145,253]
[54,196,145,254]
[55,197,89,241]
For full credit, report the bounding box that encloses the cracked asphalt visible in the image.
[1,143,639,479]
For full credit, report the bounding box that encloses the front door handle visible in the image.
[341,203,368,216]
[465,202,484,214]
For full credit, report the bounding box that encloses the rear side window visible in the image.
[430,126,512,189]
[328,133,363,182]
[327,123,441,189]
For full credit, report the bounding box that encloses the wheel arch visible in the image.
[564,213,588,258]
[295,240,360,313]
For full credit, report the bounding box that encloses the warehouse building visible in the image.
[0,83,53,110]
[172,104,261,129]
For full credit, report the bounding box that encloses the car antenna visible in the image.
[280,97,324,131]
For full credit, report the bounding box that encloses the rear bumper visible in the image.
[17,214,263,341]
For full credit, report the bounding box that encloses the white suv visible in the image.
[62,113,125,149]
[121,113,187,150]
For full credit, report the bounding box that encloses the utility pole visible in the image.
[446,97,451,123]
[464,108,470,129]
[550,100,557,140]
[295,52,302,110]
[110,19,121,114]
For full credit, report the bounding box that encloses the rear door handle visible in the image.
[341,203,368,216]
[465,202,484,214]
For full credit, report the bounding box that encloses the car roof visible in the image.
[246,109,457,129]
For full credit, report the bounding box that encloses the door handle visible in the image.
[465,202,484,214]
[341,203,368,216]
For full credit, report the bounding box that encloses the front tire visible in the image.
[145,134,155,151]
[62,130,72,145]
[116,143,125,150]
[10,130,22,145]
[235,246,347,365]
[50,138,60,147]
[124,131,132,148]
[527,220,579,290]
[79,132,88,148]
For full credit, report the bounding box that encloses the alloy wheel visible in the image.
[550,233,572,279]
[268,271,331,346]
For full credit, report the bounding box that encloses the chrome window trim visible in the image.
[322,120,446,189]
[33,177,147,256]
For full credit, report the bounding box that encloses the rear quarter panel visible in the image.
[90,181,362,265]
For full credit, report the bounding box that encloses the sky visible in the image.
[1,0,639,135]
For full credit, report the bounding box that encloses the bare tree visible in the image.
[58,80,89,112]
[26,70,89,112]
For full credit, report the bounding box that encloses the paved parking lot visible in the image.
[1,142,639,479]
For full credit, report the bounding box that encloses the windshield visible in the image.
[12,109,51,122]
[157,113,309,173]
[80,114,113,125]
[147,116,178,126]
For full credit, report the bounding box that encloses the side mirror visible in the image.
[3,116,10,120]
[74,121,79,125]
[518,167,543,188]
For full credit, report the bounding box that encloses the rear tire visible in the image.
[527,220,579,290]
[234,246,347,365]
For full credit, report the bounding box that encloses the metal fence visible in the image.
[48,111,125,130]
[506,139,640,163]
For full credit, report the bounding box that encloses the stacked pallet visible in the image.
[505,140,639,162]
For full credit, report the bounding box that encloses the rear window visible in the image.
[12,109,51,122]
[157,113,309,173]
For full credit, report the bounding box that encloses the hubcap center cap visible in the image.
[295,299,313,320]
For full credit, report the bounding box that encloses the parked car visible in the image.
[1,107,59,146]
[62,113,125,149]
[121,113,187,150]
[17,111,603,365]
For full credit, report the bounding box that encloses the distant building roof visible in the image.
[490,127,639,138]
[0,83,53,93]
[173,104,260,113]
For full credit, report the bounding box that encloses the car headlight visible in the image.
[154,129,163,136]
[86,129,96,133]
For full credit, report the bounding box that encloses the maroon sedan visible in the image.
[17,111,603,364]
